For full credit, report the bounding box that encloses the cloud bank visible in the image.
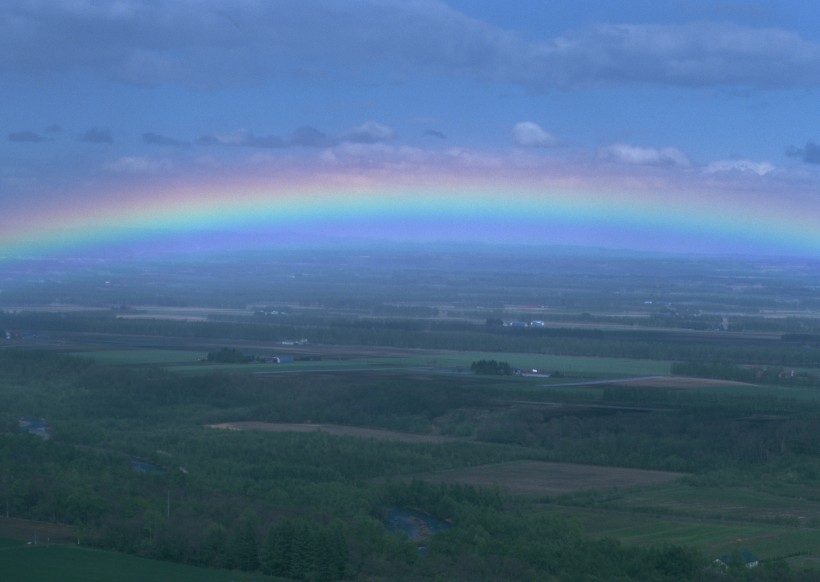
[3,1,819,91]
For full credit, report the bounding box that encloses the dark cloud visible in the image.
[248,135,285,148]
[197,126,338,149]
[8,130,45,143]
[195,134,220,146]
[786,141,820,165]
[287,126,333,148]
[143,131,189,147]
[5,2,816,90]
[423,129,446,139]
[80,128,113,143]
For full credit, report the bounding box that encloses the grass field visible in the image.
[74,347,673,379]
[0,539,275,582]
[71,349,206,365]
[541,504,820,565]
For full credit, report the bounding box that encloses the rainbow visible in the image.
[2,167,820,259]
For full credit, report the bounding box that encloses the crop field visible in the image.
[599,483,820,523]
[541,504,820,565]
[407,460,684,496]
[209,421,465,444]
[76,346,674,379]
[176,352,670,378]
[609,376,754,389]
[0,540,274,582]
[71,349,206,365]
[393,351,673,378]
[0,518,75,545]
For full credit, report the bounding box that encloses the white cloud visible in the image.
[197,129,284,148]
[704,159,776,176]
[340,122,395,144]
[598,144,690,167]
[511,122,557,148]
[104,156,172,173]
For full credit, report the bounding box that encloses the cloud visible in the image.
[511,122,557,148]
[8,130,45,143]
[143,131,189,147]
[196,122,399,150]
[598,143,690,167]
[104,156,172,173]
[423,129,446,139]
[80,128,113,143]
[44,124,62,133]
[340,122,395,144]
[287,126,333,148]
[2,2,820,91]
[786,141,820,165]
[705,159,776,176]
[197,129,283,148]
[529,22,820,89]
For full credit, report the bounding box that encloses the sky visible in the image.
[3,0,820,258]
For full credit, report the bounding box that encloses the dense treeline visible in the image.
[470,360,514,375]
[206,347,254,363]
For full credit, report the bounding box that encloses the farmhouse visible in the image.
[264,355,295,364]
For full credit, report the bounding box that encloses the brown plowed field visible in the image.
[410,460,684,496]
[0,517,76,543]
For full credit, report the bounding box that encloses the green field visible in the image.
[75,347,673,379]
[0,539,275,582]
[541,504,820,563]
[71,350,206,365]
[538,479,820,566]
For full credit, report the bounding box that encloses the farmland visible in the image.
[407,460,684,495]
[3,249,820,580]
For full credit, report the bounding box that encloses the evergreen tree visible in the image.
[229,514,259,571]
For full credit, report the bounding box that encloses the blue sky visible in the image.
[2,0,820,252]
